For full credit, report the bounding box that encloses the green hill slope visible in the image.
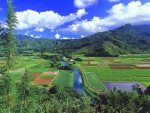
[54,24,150,56]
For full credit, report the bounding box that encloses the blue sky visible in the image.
[0,0,150,39]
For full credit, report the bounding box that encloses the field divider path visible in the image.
[92,73,108,92]
[48,70,60,88]
[32,72,44,84]
[75,64,103,94]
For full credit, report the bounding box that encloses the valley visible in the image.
[1,53,150,96]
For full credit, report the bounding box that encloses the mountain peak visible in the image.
[116,23,134,31]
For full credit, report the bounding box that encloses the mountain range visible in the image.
[1,24,150,56]
[54,24,150,56]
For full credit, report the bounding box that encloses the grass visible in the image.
[117,77,134,81]
[40,74,56,78]
[133,77,150,82]
[100,77,119,81]
[30,68,46,72]
[111,71,132,77]
[82,66,99,72]
[53,70,74,87]
[95,71,112,77]
[141,82,150,87]
[125,70,150,77]
[86,73,105,91]
[12,73,23,79]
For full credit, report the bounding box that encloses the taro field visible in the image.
[76,55,150,91]
[0,56,59,85]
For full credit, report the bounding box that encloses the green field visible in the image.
[53,70,74,86]
[40,74,56,78]
[0,56,59,84]
[86,73,105,91]
[75,55,150,91]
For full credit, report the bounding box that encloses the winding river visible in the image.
[62,61,86,94]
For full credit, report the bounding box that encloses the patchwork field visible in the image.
[0,56,59,85]
[75,55,150,92]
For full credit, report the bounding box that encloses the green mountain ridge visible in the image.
[1,24,150,56]
[54,24,150,56]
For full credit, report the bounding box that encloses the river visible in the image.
[62,61,86,95]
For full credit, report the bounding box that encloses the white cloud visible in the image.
[108,0,120,2]
[24,30,30,35]
[60,1,150,35]
[33,28,45,32]
[62,37,68,39]
[35,35,42,38]
[74,0,98,8]
[16,9,87,30]
[30,34,34,37]
[81,35,85,38]
[60,17,107,35]
[55,33,60,39]
[25,33,28,36]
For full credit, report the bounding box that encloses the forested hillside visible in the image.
[134,25,150,33]
[0,34,72,53]
[54,24,150,56]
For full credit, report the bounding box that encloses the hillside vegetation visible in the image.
[54,24,150,56]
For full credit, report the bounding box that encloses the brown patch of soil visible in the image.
[0,62,4,66]
[30,72,42,77]
[124,64,135,66]
[109,66,134,69]
[40,62,45,64]
[43,71,57,75]
[135,67,150,69]
[109,64,124,66]
[137,62,150,64]
[81,64,98,66]
[34,78,52,84]
[98,64,107,67]
[112,61,122,64]
[101,58,114,60]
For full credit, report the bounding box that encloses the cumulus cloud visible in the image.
[81,35,85,38]
[33,28,45,32]
[35,35,42,38]
[74,0,98,8]
[16,9,87,30]
[24,30,30,35]
[55,33,60,39]
[62,37,68,39]
[60,1,150,35]
[108,0,120,2]
[60,17,107,35]
[30,34,34,37]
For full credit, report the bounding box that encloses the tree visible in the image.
[15,69,37,113]
[2,0,18,72]
[0,0,18,112]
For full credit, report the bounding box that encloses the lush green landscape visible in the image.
[0,1,150,112]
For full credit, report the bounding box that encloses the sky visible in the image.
[0,0,150,39]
